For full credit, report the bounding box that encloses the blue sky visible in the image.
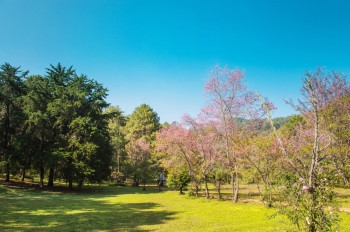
[1,0,349,123]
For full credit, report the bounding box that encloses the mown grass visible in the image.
[0,181,349,232]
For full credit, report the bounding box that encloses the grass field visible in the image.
[0,181,349,232]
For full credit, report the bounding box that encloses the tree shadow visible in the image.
[0,184,177,231]
[0,179,168,196]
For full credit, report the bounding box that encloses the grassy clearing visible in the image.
[0,181,349,232]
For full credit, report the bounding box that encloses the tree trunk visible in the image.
[68,178,73,190]
[21,168,25,181]
[195,184,199,197]
[133,174,139,186]
[4,104,10,183]
[231,172,235,202]
[78,179,83,189]
[5,162,10,182]
[117,154,120,173]
[307,83,319,232]
[217,179,221,199]
[39,160,44,189]
[204,175,210,199]
[265,185,272,208]
[48,167,54,187]
[233,171,239,203]
[308,191,317,232]
[256,182,262,197]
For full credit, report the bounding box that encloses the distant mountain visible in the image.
[230,115,294,132]
[258,115,294,131]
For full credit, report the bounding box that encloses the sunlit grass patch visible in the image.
[0,183,349,231]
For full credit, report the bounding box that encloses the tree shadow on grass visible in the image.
[0,185,177,232]
[0,179,171,200]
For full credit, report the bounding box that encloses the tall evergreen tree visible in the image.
[0,63,27,181]
[125,104,160,187]
[23,75,53,187]
[105,106,127,180]
[46,64,112,189]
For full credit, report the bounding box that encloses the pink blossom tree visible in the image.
[126,138,151,189]
[156,114,222,199]
[156,122,203,196]
[203,65,263,203]
[182,114,222,199]
[260,67,349,232]
[315,71,350,186]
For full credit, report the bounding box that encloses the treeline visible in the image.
[0,63,112,189]
[155,66,350,232]
[0,62,294,193]
[0,62,164,190]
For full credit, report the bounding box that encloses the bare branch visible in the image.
[257,93,304,179]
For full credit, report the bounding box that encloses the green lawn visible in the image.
[0,182,349,232]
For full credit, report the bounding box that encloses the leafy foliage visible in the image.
[0,63,28,181]
[167,166,191,194]
[125,104,161,187]
[0,62,112,189]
